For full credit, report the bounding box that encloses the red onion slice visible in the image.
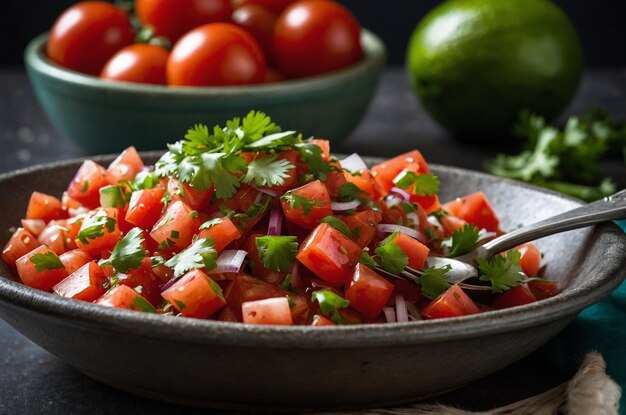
[209,250,248,274]
[377,224,427,243]
[383,307,396,323]
[395,294,408,323]
[267,198,283,236]
[390,187,411,201]
[339,153,367,173]
[384,194,402,208]
[331,199,361,211]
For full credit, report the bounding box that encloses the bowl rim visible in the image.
[1,154,625,350]
[24,29,387,96]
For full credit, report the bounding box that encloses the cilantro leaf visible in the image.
[199,218,222,230]
[477,249,524,293]
[244,131,299,150]
[393,172,440,196]
[101,227,147,274]
[446,224,480,258]
[375,232,409,274]
[311,289,350,324]
[419,265,452,299]
[239,110,280,142]
[242,155,293,187]
[165,237,218,278]
[131,296,156,313]
[338,182,369,203]
[29,252,64,272]
[280,192,323,215]
[294,142,331,181]
[359,251,378,268]
[99,185,129,208]
[76,211,116,245]
[320,216,351,238]
[255,235,298,272]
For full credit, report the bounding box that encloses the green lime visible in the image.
[406,0,583,142]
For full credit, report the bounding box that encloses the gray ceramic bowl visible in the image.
[0,154,625,411]
[24,30,386,154]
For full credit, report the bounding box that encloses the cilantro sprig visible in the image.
[255,235,298,272]
[445,224,480,258]
[311,289,350,324]
[320,216,352,238]
[99,227,147,274]
[393,172,440,196]
[242,155,293,187]
[419,265,452,299]
[477,249,525,293]
[374,232,409,274]
[164,237,218,278]
[76,210,116,245]
[280,192,323,215]
[29,252,64,272]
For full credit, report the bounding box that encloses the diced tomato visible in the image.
[198,217,242,253]
[161,269,226,318]
[380,202,407,226]
[281,180,332,229]
[310,139,330,161]
[311,314,335,326]
[67,160,114,209]
[371,150,430,194]
[221,184,260,212]
[439,214,467,236]
[95,285,156,312]
[421,284,480,319]
[341,209,382,247]
[516,243,542,277]
[296,223,362,286]
[345,264,394,319]
[388,232,429,270]
[20,219,46,237]
[125,187,166,230]
[245,234,286,284]
[150,200,201,252]
[26,191,64,222]
[220,186,270,232]
[65,215,84,241]
[324,164,348,199]
[443,191,500,232]
[218,306,238,322]
[242,297,293,325]
[52,260,107,302]
[344,169,379,200]
[59,249,92,275]
[528,280,559,300]
[167,178,214,210]
[107,146,144,182]
[15,245,68,291]
[61,191,83,212]
[75,208,121,255]
[116,258,163,307]
[492,284,537,310]
[2,228,40,266]
[38,220,75,255]
[410,193,441,214]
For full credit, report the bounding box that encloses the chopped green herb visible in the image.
[446,224,480,258]
[286,295,296,308]
[280,192,323,215]
[359,251,378,268]
[393,172,440,196]
[174,300,186,310]
[76,211,116,244]
[29,252,64,272]
[99,185,129,208]
[165,237,218,278]
[207,277,225,301]
[338,182,369,203]
[477,249,524,293]
[170,230,180,239]
[280,274,293,292]
[311,289,350,324]
[255,235,298,272]
[294,142,331,181]
[419,265,452,300]
[199,218,222,230]
[375,232,409,274]
[131,296,156,313]
[242,155,293,187]
[320,216,351,238]
[99,227,146,274]
[80,180,90,194]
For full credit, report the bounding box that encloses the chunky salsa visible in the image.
[1,112,558,325]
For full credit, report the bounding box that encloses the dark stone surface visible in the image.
[0,66,624,413]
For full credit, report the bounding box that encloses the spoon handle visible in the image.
[481,189,626,257]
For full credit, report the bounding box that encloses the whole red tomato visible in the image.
[273,0,362,78]
[234,0,295,16]
[100,44,169,85]
[232,4,277,64]
[167,23,267,86]
[136,0,233,43]
[47,1,135,75]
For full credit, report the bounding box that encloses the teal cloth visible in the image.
[542,219,626,413]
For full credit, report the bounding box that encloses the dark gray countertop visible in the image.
[0,66,624,414]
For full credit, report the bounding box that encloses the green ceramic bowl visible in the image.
[25,31,386,154]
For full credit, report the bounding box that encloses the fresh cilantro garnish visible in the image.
[311,289,350,324]
[424,227,441,243]
[131,296,156,313]
[477,249,524,293]
[207,278,225,301]
[294,142,331,181]
[359,251,378,268]
[280,192,323,215]
[81,180,89,194]
[419,265,452,299]
[164,237,218,278]
[393,172,440,196]
[99,185,129,208]
[255,236,298,272]
[338,182,369,203]
[29,252,64,272]
[320,216,351,238]
[242,155,293,187]
[280,274,293,292]
[486,110,625,202]
[174,300,186,310]
[150,255,166,267]
[199,218,222,230]
[375,232,409,274]
[131,170,159,190]
[446,224,480,258]
[76,211,116,244]
[99,228,147,274]
[429,208,448,220]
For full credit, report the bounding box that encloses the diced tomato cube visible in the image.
[345,264,394,319]
[20,219,46,237]
[167,178,214,210]
[161,269,226,318]
[344,169,379,200]
[281,180,332,230]
[26,191,64,222]
[371,150,430,194]
[125,187,166,230]
[443,191,500,232]
[421,284,480,319]
[75,208,121,255]
[311,314,336,326]
[492,284,537,310]
[528,280,559,300]
[516,243,542,277]
[198,217,242,253]
[150,200,201,252]
[242,297,293,325]
[245,234,286,284]
[439,214,467,236]
[310,139,330,161]
[296,223,362,286]
[38,220,75,255]
[67,160,114,209]
[389,232,430,270]
[107,146,144,182]
[2,228,41,266]
[341,210,382,247]
[410,193,441,214]
[15,245,68,291]
[52,261,107,302]
[61,191,83,212]
[95,285,156,312]
[116,258,163,307]
[59,249,92,275]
